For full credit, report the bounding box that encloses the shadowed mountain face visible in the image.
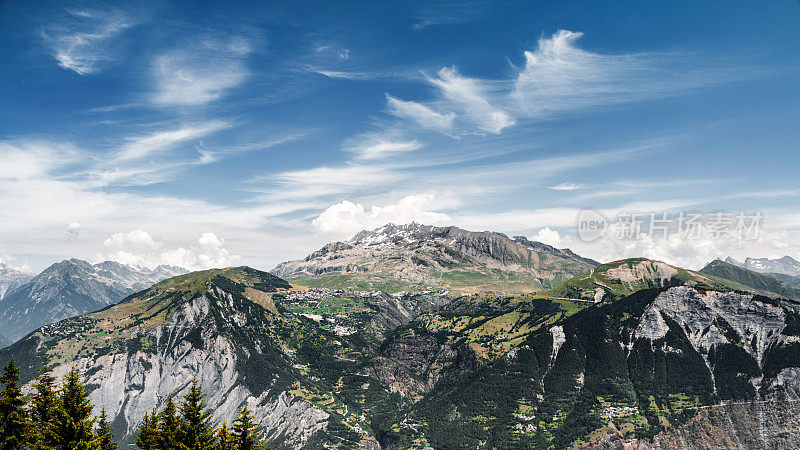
[700,259,800,301]
[726,255,800,277]
[272,223,598,294]
[769,272,800,289]
[0,259,186,341]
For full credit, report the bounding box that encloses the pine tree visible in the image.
[0,359,28,450]
[94,408,117,450]
[135,410,160,450]
[232,405,264,450]
[158,395,182,449]
[178,379,215,450]
[54,366,96,449]
[214,423,233,450]
[29,364,58,449]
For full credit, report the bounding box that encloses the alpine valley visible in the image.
[2,224,800,449]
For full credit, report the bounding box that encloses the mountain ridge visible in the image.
[2,259,800,447]
[725,255,800,276]
[700,259,800,301]
[273,222,598,294]
[0,262,34,300]
[533,257,730,302]
[0,259,187,341]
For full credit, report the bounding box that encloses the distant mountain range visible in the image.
[3,256,800,448]
[0,263,34,300]
[273,222,598,294]
[0,259,186,341]
[3,225,800,447]
[701,259,800,301]
[725,255,800,276]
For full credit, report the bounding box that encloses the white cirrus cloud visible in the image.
[268,164,403,200]
[151,37,252,106]
[386,67,514,135]
[102,230,239,270]
[117,121,230,162]
[386,94,456,132]
[549,182,585,191]
[0,141,78,180]
[385,30,730,136]
[312,194,450,237]
[511,30,721,118]
[313,69,371,80]
[346,133,423,160]
[41,9,135,75]
[426,67,515,134]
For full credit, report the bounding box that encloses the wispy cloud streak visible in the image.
[42,9,135,75]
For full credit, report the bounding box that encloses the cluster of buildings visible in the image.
[600,405,639,418]
[283,288,383,302]
[390,289,440,297]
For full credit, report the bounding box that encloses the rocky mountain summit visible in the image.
[273,223,598,294]
[0,262,34,300]
[0,259,186,341]
[726,255,800,277]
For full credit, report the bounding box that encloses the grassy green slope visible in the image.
[533,258,729,302]
[700,259,800,300]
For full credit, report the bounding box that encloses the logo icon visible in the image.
[577,209,607,242]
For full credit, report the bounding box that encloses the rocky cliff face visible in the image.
[273,223,597,294]
[0,259,186,341]
[382,284,800,448]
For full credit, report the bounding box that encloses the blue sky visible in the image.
[1,0,800,272]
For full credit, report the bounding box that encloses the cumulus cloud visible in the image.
[151,37,252,106]
[42,9,135,75]
[534,227,562,246]
[66,222,82,239]
[102,230,238,270]
[569,213,800,270]
[312,194,450,236]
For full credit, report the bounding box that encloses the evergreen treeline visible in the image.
[135,379,266,450]
[0,360,267,450]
